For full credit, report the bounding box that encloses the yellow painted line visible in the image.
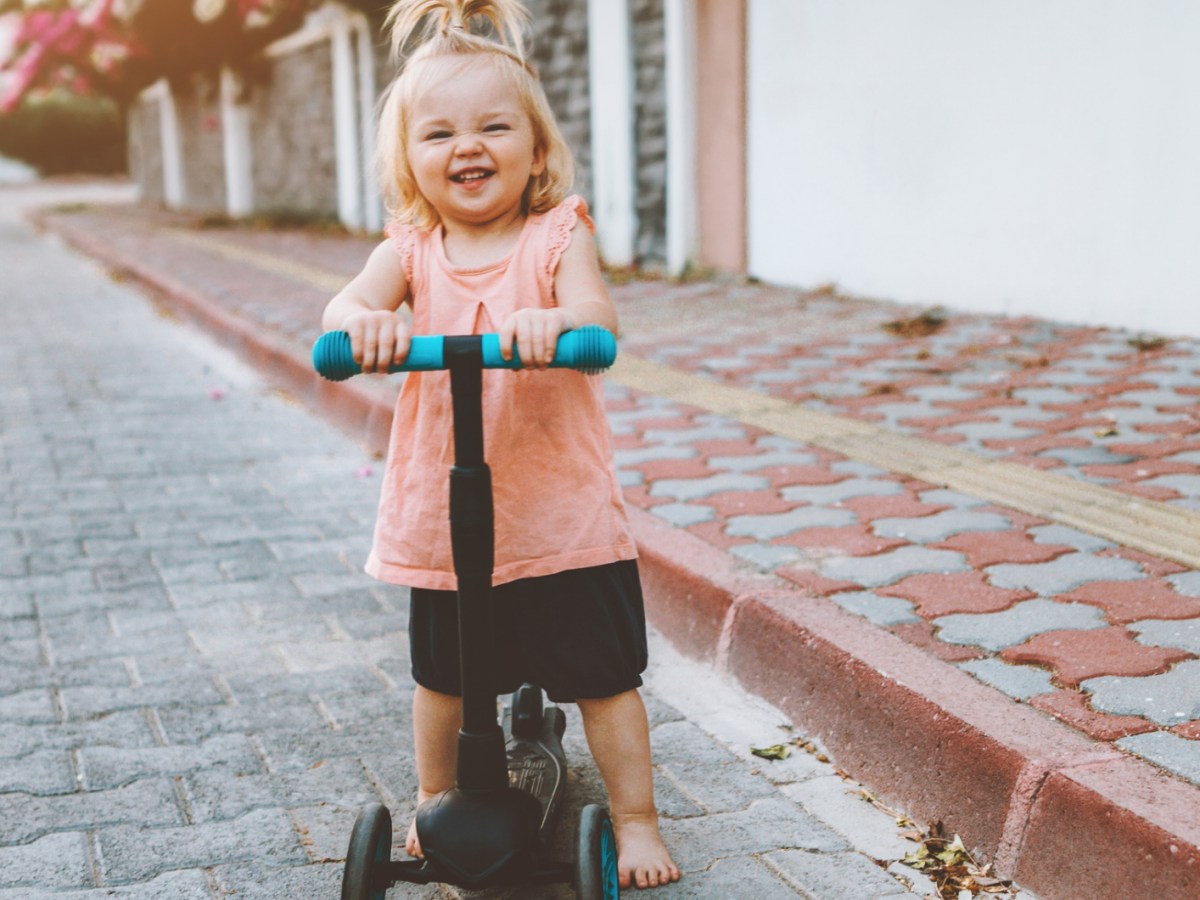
[610,354,1200,570]
[160,232,1200,568]
[167,229,349,293]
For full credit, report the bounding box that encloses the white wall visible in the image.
[747,0,1200,336]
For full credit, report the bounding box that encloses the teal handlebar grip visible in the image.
[312,325,617,382]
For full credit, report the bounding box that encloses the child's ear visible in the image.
[531,143,547,177]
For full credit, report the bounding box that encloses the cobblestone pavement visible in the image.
[32,198,1200,793]
[1,186,945,897]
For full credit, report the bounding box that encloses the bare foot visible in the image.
[405,790,438,858]
[612,812,680,889]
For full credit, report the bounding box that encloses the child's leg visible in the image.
[407,684,462,857]
[576,689,680,889]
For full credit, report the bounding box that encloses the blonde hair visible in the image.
[375,0,574,230]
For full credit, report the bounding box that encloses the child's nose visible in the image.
[453,132,484,156]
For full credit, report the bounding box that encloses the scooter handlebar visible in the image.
[311,325,617,382]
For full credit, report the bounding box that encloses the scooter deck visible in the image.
[504,705,568,840]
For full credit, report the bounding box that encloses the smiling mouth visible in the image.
[450,169,493,183]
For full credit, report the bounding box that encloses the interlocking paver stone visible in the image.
[1027,524,1114,552]
[781,477,905,506]
[0,832,91,891]
[726,506,858,540]
[934,598,1108,651]
[820,547,971,588]
[1170,572,1200,596]
[729,543,807,570]
[1116,730,1200,785]
[986,552,1145,594]
[649,502,715,527]
[649,472,770,501]
[957,658,1056,700]
[827,591,921,626]
[1083,660,1200,726]
[1130,617,1200,655]
[871,509,1012,543]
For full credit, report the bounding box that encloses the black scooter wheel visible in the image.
[575,804,620,899]
[341,803,392,900]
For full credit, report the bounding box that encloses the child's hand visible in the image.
[500,308,572,369]
[343,310,411,374]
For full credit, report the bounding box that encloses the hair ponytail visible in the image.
[384,0,531,68]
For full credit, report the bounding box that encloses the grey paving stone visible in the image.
[821,547,971,588]
[1130,618,1200,655]
[1039,446,1136,467]
[651,720,779,813]
[781,477,904,506]
[828,591,921,626]
[649,472,770,501]
[934,598,1107,651]
[951,421,1042,445]
[1116,731,1200,786]
[1169,572,1200,597]
[1027,524,1113,552]
[661,798,848,874]
[0,688,57,725]
[0,869,214,899]
[1165,450,1200,465]
[613,444,697,467]
[212,860,345,900]
[779,776,915,863]
[986,552,1144,594]
[871,509,1012,543]
[0,831,91,891]
[97,808,306,883]
[0,749,76,795]
[727,506,858,540]
[957,658,1057,700]
[649,502,715,527]
[765,847,913,897]
[642,423,748,446]
[915,488,989,509]
[1010,386,1084,405]
[729,543,807,570]
[1083,660,1200,726]
[0,778,182,844]
[1142,474,1200,495]
[78,734,263,791]
[708,449,819,472]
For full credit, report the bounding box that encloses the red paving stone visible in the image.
[777,566,862,597]
[772,525,907,558]
[838,493,949,522]
[1108,481,1183,502]
[1060,579,1200,624]
[703,490,798,517]
[1099,547,1191,578]
[1001,627,1193,688]
[634,458,716,481]
[933,530,1072,568]
[1171,722,1200,740]
[1028,691,1157,741]
[878,571,1034,618]
[889,620,987,663]
[684,519,755,551]
[1082,458,1198,481]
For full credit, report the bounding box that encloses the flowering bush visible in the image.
[0,0,326,112]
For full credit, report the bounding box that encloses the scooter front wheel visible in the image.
[342,803,392,900]
[575,804,619,899]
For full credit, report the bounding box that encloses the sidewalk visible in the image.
[32,198,1200,899]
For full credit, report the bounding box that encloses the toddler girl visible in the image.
[321,0,680,889]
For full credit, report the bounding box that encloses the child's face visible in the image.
[406,58,546,233]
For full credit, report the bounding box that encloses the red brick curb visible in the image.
[35,209,1200,900]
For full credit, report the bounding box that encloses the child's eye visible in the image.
[425,130,453,141]
[483,123,511,133]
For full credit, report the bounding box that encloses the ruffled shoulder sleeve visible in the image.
[383,221,418,283]
[542,195,594,285]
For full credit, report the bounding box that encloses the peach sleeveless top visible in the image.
[365,196,637,590]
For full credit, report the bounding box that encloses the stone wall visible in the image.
[631,0,666,265]
[174,76,227,214]
[248,41,340,216]
[126,99,164,207]
[121,0,669,265]
[527,0,592,202]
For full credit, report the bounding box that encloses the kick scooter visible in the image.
[312,325,621,899]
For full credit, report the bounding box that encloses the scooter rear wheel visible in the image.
[575,804,620,899]
[342,803,392,900]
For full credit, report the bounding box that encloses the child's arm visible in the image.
[500,222,619,368]
[322,240,412,374]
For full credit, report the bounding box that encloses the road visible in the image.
[0,182,942,898]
